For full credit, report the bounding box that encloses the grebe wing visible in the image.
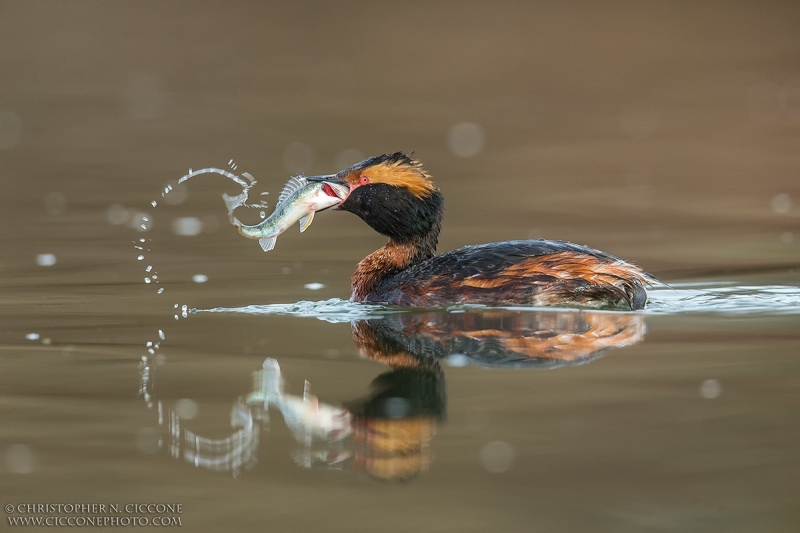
[370,240,653,309]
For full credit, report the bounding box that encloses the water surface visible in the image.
[1,3,799,532]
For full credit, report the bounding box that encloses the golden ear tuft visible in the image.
[360,154,436,199]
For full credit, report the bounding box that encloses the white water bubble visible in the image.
[144,277,151,283]
[383,397,411,419]
[335,148,366,170]
[447,122,485,157]
[5,444,35,474]
[771,193,792,214]
[175,399,198,419]
[304,282,324,290]
[131,212,153,232]
[0,111,22,149]
[135,428,161,454]
[780,232,793,244]
[260,211,266,219]
[137,255,144,261]
[25,333,40,341]
[151,200,157,207]
[172,216,203,236]
[700,379,722,399]
[480,441,514,473]
[445,353,471,367]
[283,142,315,174]
[36,253,56,267]
[107,204,129,225]
[181,305,188,318]
[145,265,152,272]
[44,192,66,215]
[157,288,164,294]
[162,181,188,205]
[192,274,208,283]
[158,330,165,340]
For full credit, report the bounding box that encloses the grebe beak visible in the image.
[307,174,350,202]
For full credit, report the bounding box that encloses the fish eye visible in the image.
[359,175,370,185]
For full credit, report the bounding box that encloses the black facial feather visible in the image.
[341,183,444,244]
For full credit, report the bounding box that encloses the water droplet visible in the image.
[447,122,485,157]
[131,212,153,232]
[151,200,157,207]
[145,265,152,272]
[771,193,792,214]
[192,274,208,283]
[36,253,56,267]
[172,216,203,236]
[144,278,151,283]
[157,288,164,294]
[445,353,471,367]
[304,282,324,290]
[175,399,198,419]
[137,255,144,261]
[700,379,722,399]
[383,397,411,419]
[181,305,188,318]
[25,333,40,341]
[480,441,514,473]
[260,211,266,219]
[158,330,165,340]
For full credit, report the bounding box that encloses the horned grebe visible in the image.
[308,152,653,310]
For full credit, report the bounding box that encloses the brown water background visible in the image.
[1,2,799,532]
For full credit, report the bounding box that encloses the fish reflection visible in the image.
[147,309,644,481]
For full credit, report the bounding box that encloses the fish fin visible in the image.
[299,212,314,233]
[259,235,277,252]
[276,175,307,208]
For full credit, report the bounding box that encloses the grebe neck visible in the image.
[351,230,439,302]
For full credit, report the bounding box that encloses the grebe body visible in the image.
[308,152,652,311]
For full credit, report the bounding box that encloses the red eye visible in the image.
[360,175,370,185]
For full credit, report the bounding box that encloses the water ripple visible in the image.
[203,284,800,321]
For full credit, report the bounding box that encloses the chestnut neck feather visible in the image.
[348,193,443,302]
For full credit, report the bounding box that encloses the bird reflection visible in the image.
[148,309,644,481]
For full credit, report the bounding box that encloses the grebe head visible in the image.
[308,152,444,243]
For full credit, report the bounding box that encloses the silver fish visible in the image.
[227,176,349,252]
